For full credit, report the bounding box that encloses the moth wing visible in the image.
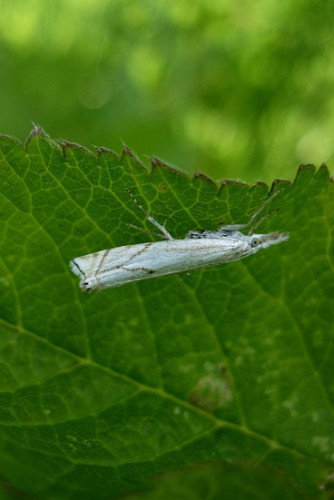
[69,243,149,280]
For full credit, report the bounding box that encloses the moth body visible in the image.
[70,229,288,292]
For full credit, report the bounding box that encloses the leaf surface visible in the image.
[0,128,333,499]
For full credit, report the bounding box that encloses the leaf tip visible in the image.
[29,122,46,138]
[193,171,217,186]
[26,123,61,150]
[296,163,316,178]
[121,144,149,170]
[150,156,188,177]
[270,178,291,194]
[59,140,95,159]
[94,145,118,160]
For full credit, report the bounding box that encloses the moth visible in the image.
[70,192,288,292]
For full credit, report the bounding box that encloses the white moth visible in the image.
[70,192,288,292]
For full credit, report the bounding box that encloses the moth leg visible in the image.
[127,223,168,240]
[219,189,283,234]
[127,191,174,240]
[246,210,277,235]
[145,214,174,240]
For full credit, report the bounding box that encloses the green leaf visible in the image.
[0,127,333,499]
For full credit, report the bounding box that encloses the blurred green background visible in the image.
[1,0,334,184]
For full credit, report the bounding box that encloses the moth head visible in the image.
[250,232,289,250]
[250,236,262,248]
